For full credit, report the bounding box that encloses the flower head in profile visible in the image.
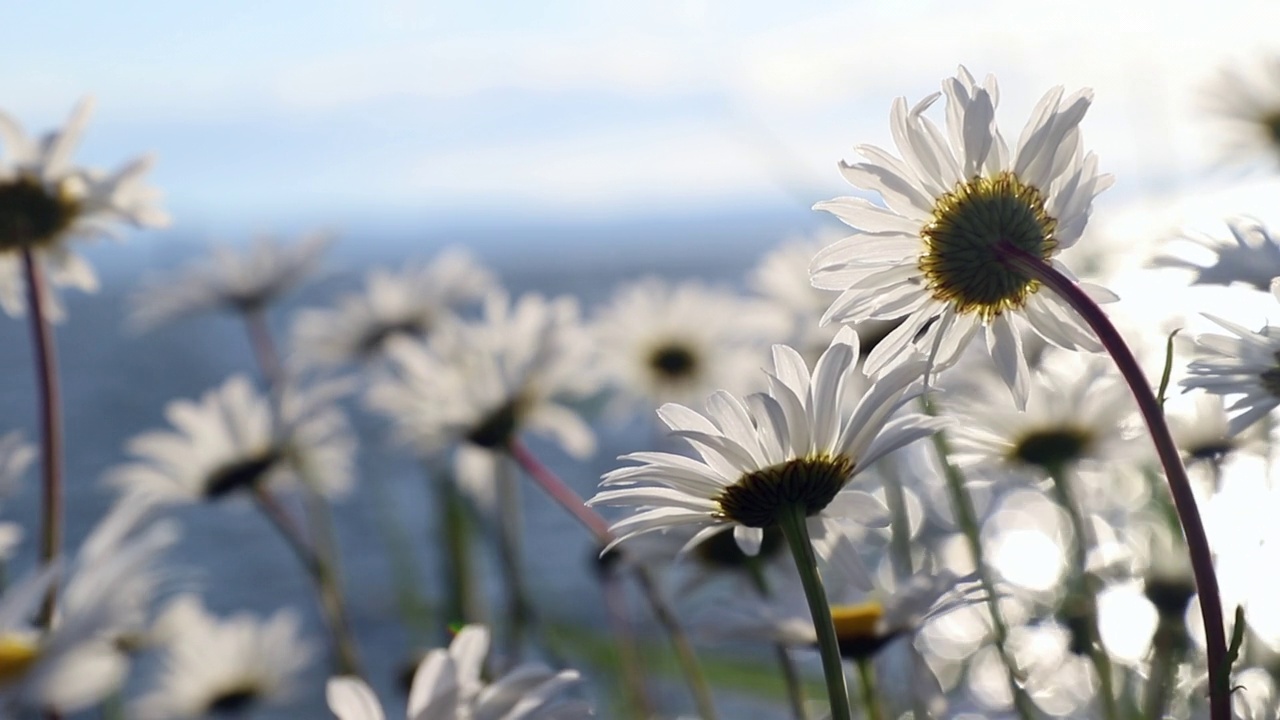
[130,595,313,719]
[1182,278,1280,435]
[291,248,498,369]
[129,232,329,330]
[106,374,357,502]
[1150,217,1280,291]
[1202,53,1280,172]
[327,624,590,720]
[811,67,1114,408]
[591,328,944,578]
[0,99,168,320]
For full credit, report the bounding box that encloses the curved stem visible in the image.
[22,251,62,629]
[777,503,852,720]
[998,244,1229,720]
[855,659,884,720]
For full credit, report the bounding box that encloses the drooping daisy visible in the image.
[1182,278,1280,435]
[811,66,1115,407]
[290,248,498,369]
[0,98,168,320]
[591,277,787,415]
[327,624,590,720]
[130,595,313,719]
[129,232,329,330]
[1202,54,1280,171]
[591,327,944,567]
[106,373,357,501]
[1150,217,1280,291]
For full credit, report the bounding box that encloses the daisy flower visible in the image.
[130,595,313,719]
[1181,278,1280,435]
[105,373,357,501]
[327,624,590,720]
[1167,392,1244,467]
[590,327,944,568]
[290,248,498,369]
[0,98,167,320]
[1150,217,1280,291]
[811,66,1115,408]
[129,232,329,330]
[1202,53,1280,171]
[591,277,786,415]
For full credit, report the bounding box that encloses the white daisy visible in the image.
[591,276,787,415]
[811,66,1115,408]
[130,594,313,719]
[1202,53,1280,171]
[1182,278,1280,435]
[327,624,590,720]
[106,373,357,501]
[0,98,168,320]
[290,248,498,369]
[590,327,945,569]
[129,232,329,330]
[1150,217,1280,291]
[1167,392,1245,466]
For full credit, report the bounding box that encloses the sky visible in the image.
[4,0,1280,236]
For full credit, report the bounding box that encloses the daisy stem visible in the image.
[495,456,534,666]
[921,400,1037,720]
[506,439,720,720]
[244,309,283,386]
[599,564,655,720]
[747,558,810,720]
[998,244,1230,720]
[1143,616,1185,720]
[22,250,62,629]
[855,658,884,720]
[778,502,852,720]
[426,461,480,637]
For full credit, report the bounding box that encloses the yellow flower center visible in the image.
[0,175,79,252]
[0,635,40,684]
[831,601,884,640]
[919,171,1058,320]
[715,455,854,528]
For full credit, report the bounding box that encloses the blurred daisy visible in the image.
[811,66,1114,408]
[106,373,357,501]
[327,624,589,720]
[129,232,329,330]
[591,277,786,415]
[0,98,167,320]
[131,595,313,719]
[1150,217,1280,291]
[1182,279,1280,435]
[1202,54,1280,171]
[1168,392,1244,467]
[591,328,943,571]
[291,248,498,369]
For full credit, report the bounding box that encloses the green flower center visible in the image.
[649,343,698,381]
[715,455,854,528]
[1009,427,1092,471]
[204,450,283,499]
[919,171,1058,320]
[0,175,79,251]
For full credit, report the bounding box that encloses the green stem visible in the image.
[495,455,534,665]
[428,461,480,636]
[1143,617,1185,720]
[855,659,884,720]
[777,503,852,720]
[998,244,1229,720]
[599,567,653,720]
[22,251,62,629]
[923,402,1037,720]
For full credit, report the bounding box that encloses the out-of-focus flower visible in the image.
[1168,392,1248,467]
[811,66,1114,408]
[129,233,329,330]
[366,292,597,508]
[106,374,357,501]
[591,328,943,585]
[1182,278,1280,435]
[130,595,313,719]
[591,277,786,415]
[0,498,177,715]
[327,624,590,720]
[0,99,167,320]
[0,432,34,560]
[1202,54,1280,172]
[290,248,498,369]
[1150,217,1280,291]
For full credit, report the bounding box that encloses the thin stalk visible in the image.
[997,244,1229,720]
[599,567,653,720]
[495,455,534,665]
[777,502,852,720]
[1143,617,1186,720]
[22,251,62,628]
[747,557,809,720]
[253,487,364,677]
[855,659,884,720]
[922,403,1037,720]
[243,309,282,387]
[505,439,719,720]
[426,461,481,635]
[368,463,432,644]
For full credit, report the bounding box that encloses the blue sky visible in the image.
[5,0,1280,236]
